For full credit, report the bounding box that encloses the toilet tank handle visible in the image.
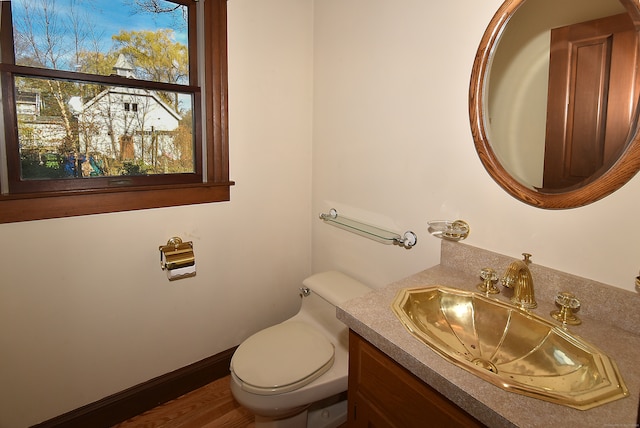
[299,287,311,297]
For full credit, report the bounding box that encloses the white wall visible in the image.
[312,0,640,293]
[0,1,313,426]
[2,0,640,426]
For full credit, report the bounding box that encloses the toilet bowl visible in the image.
[230,271,371,428]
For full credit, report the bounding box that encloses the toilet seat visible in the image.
[230,321,335,395]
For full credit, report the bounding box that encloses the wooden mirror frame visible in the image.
[470,0,640,209]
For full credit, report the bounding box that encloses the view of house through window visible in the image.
[11,0,195,180]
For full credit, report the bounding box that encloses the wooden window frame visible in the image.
[0,0,232,223]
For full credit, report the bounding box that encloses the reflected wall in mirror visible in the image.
[470,0,640,208]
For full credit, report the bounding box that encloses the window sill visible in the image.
[0,181,234,223]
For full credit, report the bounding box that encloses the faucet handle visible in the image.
[555,292,580,309]
[551,291,581,326]
[477,268,500,295]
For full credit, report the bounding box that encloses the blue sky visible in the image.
[88,0,188,45]
[12,0,189,56]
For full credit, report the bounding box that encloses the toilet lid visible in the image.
[231,321,335,395]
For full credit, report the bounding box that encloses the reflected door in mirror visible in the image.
[543,13,638,189]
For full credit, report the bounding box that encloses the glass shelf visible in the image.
[319,209,416,248]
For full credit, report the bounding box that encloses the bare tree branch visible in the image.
[128,0,181,14]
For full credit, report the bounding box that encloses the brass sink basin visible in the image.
[392,286,628,410]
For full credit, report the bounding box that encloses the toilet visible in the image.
[229,271,371,428]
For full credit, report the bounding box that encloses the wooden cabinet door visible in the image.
[543,13,638,189]
[347,331,485,428]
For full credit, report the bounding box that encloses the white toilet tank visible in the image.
[302,270,371,307]
[294,271,371,340]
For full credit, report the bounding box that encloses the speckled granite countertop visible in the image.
[337,242,640,428]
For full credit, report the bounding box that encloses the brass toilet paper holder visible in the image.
[159,237,196,280]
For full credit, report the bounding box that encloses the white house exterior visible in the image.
[77,55,183,164]
[77,86,182,162]
[16,90,67,153]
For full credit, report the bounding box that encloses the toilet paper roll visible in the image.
[167,263,196,281]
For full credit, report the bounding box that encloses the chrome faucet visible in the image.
[501,253,537,309]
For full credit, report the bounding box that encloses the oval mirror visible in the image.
[470,0,640,208]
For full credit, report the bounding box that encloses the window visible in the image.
[0,0,231,223]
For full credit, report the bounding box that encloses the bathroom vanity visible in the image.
[347,330,485,427]
[337,242,640,427]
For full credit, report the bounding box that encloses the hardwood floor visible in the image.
[113,375,255,428]
[114,375,349,428]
